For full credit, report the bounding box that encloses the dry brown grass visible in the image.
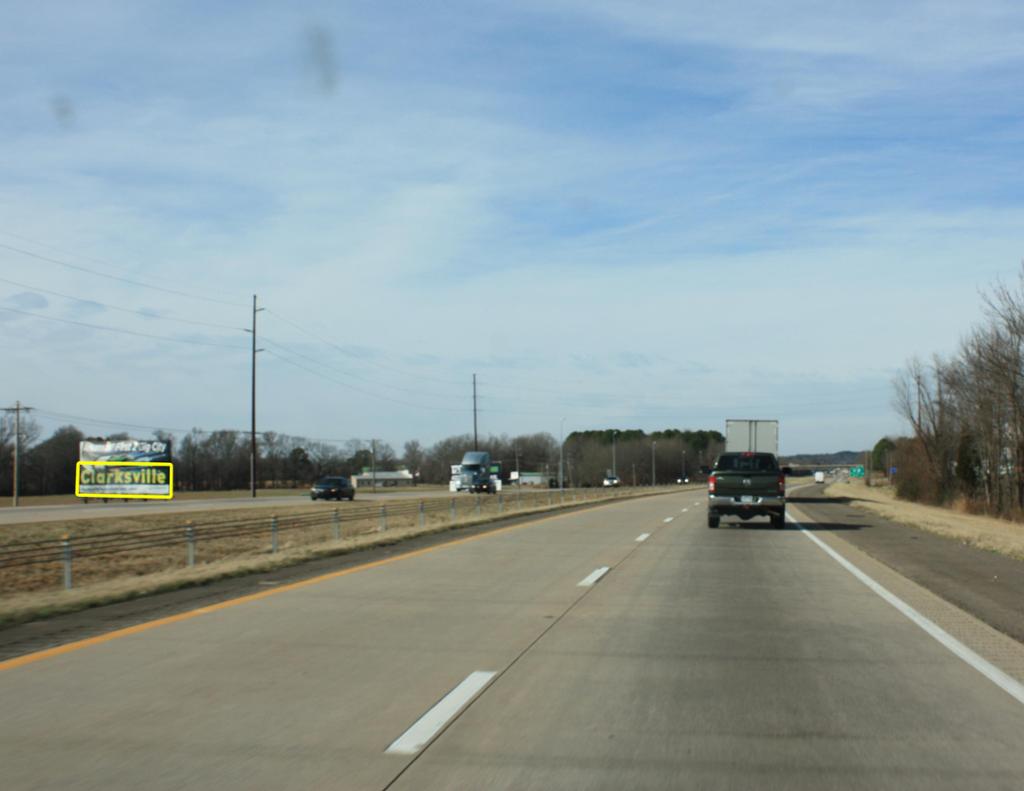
[825,479,1024,560]
[7,485,450,507]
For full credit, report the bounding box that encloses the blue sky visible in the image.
[1,1,1022,453]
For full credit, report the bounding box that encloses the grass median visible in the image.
[0,486,690,626]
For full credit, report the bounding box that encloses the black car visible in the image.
[310,476,355,501]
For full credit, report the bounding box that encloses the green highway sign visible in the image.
[850,466,865,478]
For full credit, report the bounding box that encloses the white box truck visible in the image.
[725,420,779,455]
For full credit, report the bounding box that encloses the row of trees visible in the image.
[0,421,724,496]
[563,429,725,487]
[891,265,1024,516]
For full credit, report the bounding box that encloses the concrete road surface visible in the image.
[2,491,1024,789]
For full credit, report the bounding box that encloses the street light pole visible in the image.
[652,440,657,486]
[611,430,617,477]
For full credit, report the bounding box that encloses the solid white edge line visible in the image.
[635,533,651,542]
[791,515,1024,706]
[578,566,610,587]
[663,517,674,523]
[385,671,497,755]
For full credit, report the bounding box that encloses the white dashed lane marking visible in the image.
[385,671,497,755]
[578,567,610,587]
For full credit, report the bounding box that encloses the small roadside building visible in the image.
[352,469,416,489]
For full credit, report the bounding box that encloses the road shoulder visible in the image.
[789,488,1024,656]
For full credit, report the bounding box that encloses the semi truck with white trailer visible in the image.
[710,420,788,528]
[725,419,779,455]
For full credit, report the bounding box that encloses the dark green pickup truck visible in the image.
[707,452,788,529]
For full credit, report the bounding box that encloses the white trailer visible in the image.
[725,419,779,455]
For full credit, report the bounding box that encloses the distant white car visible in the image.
[602,475,621,487]
[814,471,826,483]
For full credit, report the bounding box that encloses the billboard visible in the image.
[77,439,174,498]
[79,439,172,462]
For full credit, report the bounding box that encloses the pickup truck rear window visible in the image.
[714,454,779,472]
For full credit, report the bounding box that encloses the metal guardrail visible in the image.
[0,486,663,592]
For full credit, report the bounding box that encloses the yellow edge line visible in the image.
[0,504,597,672]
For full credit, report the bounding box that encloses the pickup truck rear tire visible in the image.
[707,513,720,528]
[772,512,785,529]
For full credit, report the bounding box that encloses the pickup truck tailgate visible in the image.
[714,472,780,497]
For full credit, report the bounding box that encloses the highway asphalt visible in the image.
[2,490,1024,789]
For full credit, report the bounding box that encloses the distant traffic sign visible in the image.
[850,466,865,478]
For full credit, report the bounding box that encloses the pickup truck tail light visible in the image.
[778,474,786,495]
[708,474,717,494]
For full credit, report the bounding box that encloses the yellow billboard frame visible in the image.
[75,461,174,500]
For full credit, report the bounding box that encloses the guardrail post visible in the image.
[379,504,388,532]
[449,498,456,523]
[61,534,73,590]
[186,522,195,568]
[418,501,425,528]
[333,508,341,540]
[271,515,278,553]
[498,492,503,514]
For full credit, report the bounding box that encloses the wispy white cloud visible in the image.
[0,2,1022,452]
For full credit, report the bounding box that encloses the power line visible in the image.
[0,230,245,305]
[264,308,469,387]
[259,334,469,402]
[263,347,472,413]
[0,275,247,332]
[0,305,248,350]
[29,408,366,446]
[0,242,246,308]
[264,307,894,412]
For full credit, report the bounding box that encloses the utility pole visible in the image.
[371,439,377,491]
[559,417,566,491]
[472,374,478,451]
[2,401,32,507]
[246,294,264,498]
[611,430,618,477]
[682,447,687,481]
[652,440,657,486]
[514,442,521,491]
